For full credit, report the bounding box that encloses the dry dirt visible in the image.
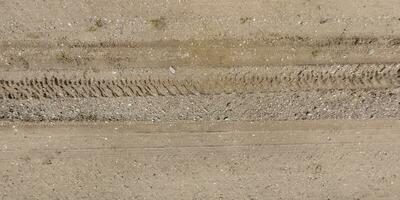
[1,0,400,199]
[1,120,400,200]
[1,0,400,122]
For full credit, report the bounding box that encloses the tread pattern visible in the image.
[0,64,399,100]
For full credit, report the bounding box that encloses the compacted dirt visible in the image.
[2,120,400,200]
[1,0,400,122]
[1,0,400,199]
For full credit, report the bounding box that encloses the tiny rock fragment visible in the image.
[169,66,176,74]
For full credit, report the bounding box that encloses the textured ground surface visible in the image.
[1,120,400,200]
[2,0,400,199]
[1,0,400,122]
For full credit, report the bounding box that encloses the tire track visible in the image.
[0,64,399,100]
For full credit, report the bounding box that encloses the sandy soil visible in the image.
[1,0,400,122]
[1,0,400,199]
[1,120,400,199]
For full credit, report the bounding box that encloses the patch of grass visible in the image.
[149,17,166,29]
[240,17,253,24]
[311,50,319,57]
[56,36,68,46]
[88,26,98,32]
[88,18,106,32]
[95,18,105,28]
[56,51,72,63]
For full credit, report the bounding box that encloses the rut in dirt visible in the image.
[0,63,399,100]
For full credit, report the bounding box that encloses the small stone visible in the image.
[169,66,176,74]
[368,49,375,55]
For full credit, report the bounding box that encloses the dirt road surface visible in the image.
[1,120,400,200]
[1,0,400,199]
[1,0,400,121]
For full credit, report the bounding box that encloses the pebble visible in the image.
[169,66,176,74]
[368,49,375,55]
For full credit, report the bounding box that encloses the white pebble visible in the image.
[169,66,176,74]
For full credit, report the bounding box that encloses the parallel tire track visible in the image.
[0,64,399,100]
